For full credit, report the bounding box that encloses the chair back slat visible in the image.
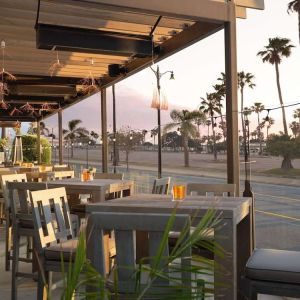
[30,187,73,249]
[94,172,123,180]
[187,183,236,196]
[1,174,27,208]
[115,230,136,282]
[152,177,171,195]
[87,212,190,293]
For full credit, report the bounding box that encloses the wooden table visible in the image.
[47,178,134,202]
[86,194,252,300]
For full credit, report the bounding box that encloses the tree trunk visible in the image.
[126,150,129,170]
[211,116,217,161]
[71,144,74,158]
[275,62,288,135]
[257,113,263,155]
[298,8,300,44]
[183,136,189,167]
[281,156,293,170]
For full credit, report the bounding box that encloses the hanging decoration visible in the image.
[20,102,34,113]
[48,51,64,77]
[9,107,22,116]
[40,102,54,111]
[80,58,100,94]
[0,40,15,110]
[150,85,169,110]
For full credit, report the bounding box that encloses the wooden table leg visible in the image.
[214,218,236,300]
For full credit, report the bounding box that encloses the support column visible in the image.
[101,89,108,173]
[58,109,63,165]
[224,2,240,195]
[37,121,41,164]
[1,127,6,139]
[112,85,117,173]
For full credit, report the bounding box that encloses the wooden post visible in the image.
[101,89,108,173]
[224,2,240,196]
[58,110,63,165]
[37,121,41,164]
[112,85,117,173]
[1,127,6,139]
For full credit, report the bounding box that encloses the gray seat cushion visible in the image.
[45,238,78,261]
[246,248,300,284]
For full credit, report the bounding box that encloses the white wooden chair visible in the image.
[1,173,27,271]
[87,212,193,298]
[30,187,77,300]
[94,172,123,180]
[152,177,172,195]
[0,169,16,223]
[8,181,48,300]
[187,183,236,196]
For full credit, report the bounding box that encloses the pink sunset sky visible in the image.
[37,0,300,141]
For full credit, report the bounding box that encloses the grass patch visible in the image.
[261,168,300,178]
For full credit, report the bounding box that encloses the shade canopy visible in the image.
[0,0,264,122]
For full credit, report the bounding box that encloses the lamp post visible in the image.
[86,141,91,169]
[150,65,174,178]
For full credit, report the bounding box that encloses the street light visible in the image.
[86,140,91,168]
[150,65,174,178]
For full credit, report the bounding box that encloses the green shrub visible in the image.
[22,135,52,164]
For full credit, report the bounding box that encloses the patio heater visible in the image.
[150,65,174,178]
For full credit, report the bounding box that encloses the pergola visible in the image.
[0,0,264,194]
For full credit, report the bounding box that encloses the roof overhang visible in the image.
[0,0,264,122]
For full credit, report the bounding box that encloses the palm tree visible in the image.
[63,119,89,158]
[262,116,275,140]
[150,127,158,145]
[289,121,300,137]
[251,102,265,155]
[293,108,300,123]
[257,38,294,135]
[200,93,221,160]
[288,1,300,44]
[164,109,203,167]
[238,72,255,148]
[205,119,212,149]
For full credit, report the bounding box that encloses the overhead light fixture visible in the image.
[36,24,156,57]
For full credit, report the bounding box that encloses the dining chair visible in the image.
[152,177,172,195]
[1,173,27,271]
[94,172,124,180]
[52,164,72,171]
[8,181,47,300]
[42,170,75,181]
[242,248,300,299]
[187,183,236,196]
[30,187,78,300]
[87,212,195,298]
[8,182,80,300]
[0,169,16,224]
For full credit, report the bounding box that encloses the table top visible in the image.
[47,178,134,190]
[87,194,251,223]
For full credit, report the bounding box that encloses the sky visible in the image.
[24,0,300,141]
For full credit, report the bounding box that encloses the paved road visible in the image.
[68,161,300,251]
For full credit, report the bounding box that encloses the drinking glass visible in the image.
[172,184,186,201]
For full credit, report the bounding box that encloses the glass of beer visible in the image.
[172,184,186,201]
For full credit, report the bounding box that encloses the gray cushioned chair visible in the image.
[243,248,300,299]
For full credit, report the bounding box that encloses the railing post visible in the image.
[101,89,108,173]
[58,109,63,165]
[224,2,240,195]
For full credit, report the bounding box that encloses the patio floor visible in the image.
[0,224,296,300]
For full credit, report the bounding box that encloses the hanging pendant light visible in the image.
[49,51,64,77]
[80,58,100,94]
